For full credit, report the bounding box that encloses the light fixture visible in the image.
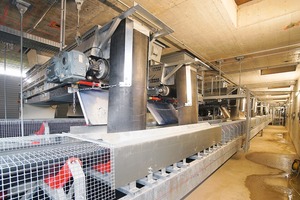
[268,85,291,89]
[261,64,297,75]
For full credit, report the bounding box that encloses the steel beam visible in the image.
[203,94,246,100]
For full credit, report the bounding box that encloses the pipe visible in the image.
[239,60,241,87]
[60,0,66,51]
[20,10,24,137]
[15,0,30,137]
[27,0,57,33]
[201,70,204,96]
[211,77,214,95]
[3,44,7,119]
[18,8,25,137]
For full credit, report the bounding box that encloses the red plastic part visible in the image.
[31,141,41,145]
[44,157,82,189]
[92,161,111,174]
[34,122,45,135]
[149,96,161,101]
[77,81,101,87]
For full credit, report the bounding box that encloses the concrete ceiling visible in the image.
[0,0,300,105]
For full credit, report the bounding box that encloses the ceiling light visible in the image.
[268,85,290,89]
[270,94,288,96]
[261,65,297,75]
[273,98,287,100]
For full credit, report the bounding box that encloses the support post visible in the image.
[107,18,148,133]
[16,1,30,137]
[176,65,198,125]
[244,89,251,152]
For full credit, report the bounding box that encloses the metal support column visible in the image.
[244,89,251,151]
[201,70,204,97]
[176,66,198,125]
[108,18,148,133]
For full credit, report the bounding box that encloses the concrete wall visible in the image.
[288,79,300,156]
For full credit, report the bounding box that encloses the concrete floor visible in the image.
[185,125,300,200]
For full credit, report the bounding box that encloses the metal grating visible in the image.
[0,135,115,200]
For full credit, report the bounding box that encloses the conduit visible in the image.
[16,0,30,137]
[60,0,66,51]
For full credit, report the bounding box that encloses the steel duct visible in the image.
[107,18,148,133]
[176,66,198,125]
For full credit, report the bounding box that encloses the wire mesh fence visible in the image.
[0,135,115,200]
[0,119,85,138]
[220,120,246,144]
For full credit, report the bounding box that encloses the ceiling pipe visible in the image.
[15,0,31,137]
[27,0,57,34]
[60,0,66,51]
[3,43,7,119]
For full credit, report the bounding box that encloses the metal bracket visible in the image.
[98,4,173,52]
[178,159,189,168]
[137,174,156,186]
[41,159,86,200]
[161,64,183,84]
[118,181,140,195]
[166,162,180,173]
[14,0,31,15]
[68,160,86,200]
[154,168,169,179]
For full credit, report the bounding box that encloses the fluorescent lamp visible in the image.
[261,65,297,75]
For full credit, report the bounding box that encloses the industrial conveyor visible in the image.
[0,2,273,199]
